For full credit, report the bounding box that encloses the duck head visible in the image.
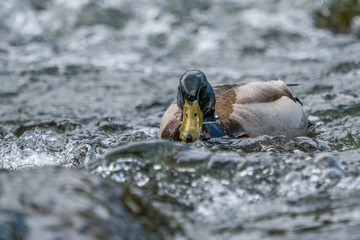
[177,70,215,142]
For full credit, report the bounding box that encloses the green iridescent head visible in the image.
[177,70,215,142]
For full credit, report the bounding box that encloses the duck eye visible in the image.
[194,112,197,118]
[185,113,188,118]
[203,84,207,90]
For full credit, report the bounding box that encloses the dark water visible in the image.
[1,0,360,239]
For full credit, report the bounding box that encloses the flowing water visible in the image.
[1,0,360,239]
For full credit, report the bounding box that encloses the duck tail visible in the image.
[286,83,300,87]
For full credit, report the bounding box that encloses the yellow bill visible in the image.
[180,100,203,142]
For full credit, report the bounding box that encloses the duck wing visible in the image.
[213,80,308,138]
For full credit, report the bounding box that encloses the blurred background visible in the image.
[1,0,360,134]
[1,0,360,239]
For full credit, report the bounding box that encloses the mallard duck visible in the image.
[159,70,308,142]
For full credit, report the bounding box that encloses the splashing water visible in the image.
[1,0,360,239]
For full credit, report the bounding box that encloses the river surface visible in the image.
[1,0,360,239]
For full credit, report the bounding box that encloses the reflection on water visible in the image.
[1,0,360,239]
